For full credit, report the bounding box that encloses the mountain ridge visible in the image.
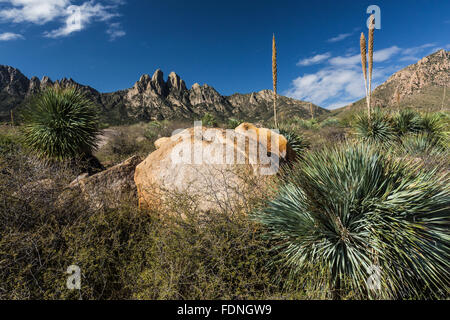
[0,66,327,124]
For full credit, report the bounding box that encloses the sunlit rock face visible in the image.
[134,124,292,213]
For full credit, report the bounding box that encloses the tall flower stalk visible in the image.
[272,34,278,128]
[360,15,376,122]
[360,33,370,121]
[368,14,375,115]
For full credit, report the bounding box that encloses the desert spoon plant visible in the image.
[22,86,101,171]
[272,33,278,128]
[254,144,450,299]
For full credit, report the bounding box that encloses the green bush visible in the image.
[392,109,422,136]
[419,113,448,145]
[279,128,310,158]
[320,118,341,128]
[354,109,396,147]
[295,118,319,130]
[253,144,449,299]
[399,133,444,156]
[227,118,243,129]
[201,113,218,127]
[21,87,100,161]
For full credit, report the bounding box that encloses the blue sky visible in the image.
[0,0,449,109]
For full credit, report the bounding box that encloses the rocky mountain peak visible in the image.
[28,76,41,94]
[381,49,449,103]
[57,77,78,88]
[249,92,258,104]
[167,72,187,93]
[337,49,450,113]
[151,69,166,96]
[0,65,29,96]
[152,69,164,82]
[0,64,328,122]
[139,74,151,83]
[41,76,53,87]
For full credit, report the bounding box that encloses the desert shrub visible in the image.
[354,109,396,147]
[389,133,449,173]
[21,87,100,161]
[320,118,341,128]
[319,126,348,147]
[253,144,449,299]
[0,147,309,300]
[0,192,308,300]
[0,133,19,156]
[144,120,169,141]
[145,120,193,143]
[227,118,243,129]
[201,112,218,127]
[279,128,310,158]
[418,113,448,145]
[392,109,422,136]
[399,133,445,156]
[100,131,146,163]
[295,118,319,130]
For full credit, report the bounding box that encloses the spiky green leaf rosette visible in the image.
[279,128,310,159]
[253,144,449,299]
[392,109,422,136]
[354,109,396,147]
[22,87,100,161]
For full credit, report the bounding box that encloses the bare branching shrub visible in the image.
[0,141,313,300]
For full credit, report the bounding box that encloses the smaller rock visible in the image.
[59,155,142,210]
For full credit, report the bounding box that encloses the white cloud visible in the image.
[286,46,404,109]
[285,64,394,109]
[44,1,118,38]
[0,31,24,40]
[286,66,366,106]
[329,46,401,66]
[0,0,69,24]
[373,46,402,62]
[327,32,352,43]
[403,43,435,56]
[0,0,124,38]
[328,54,361,66]
[106,22,125,41]
[297,52,331,66]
